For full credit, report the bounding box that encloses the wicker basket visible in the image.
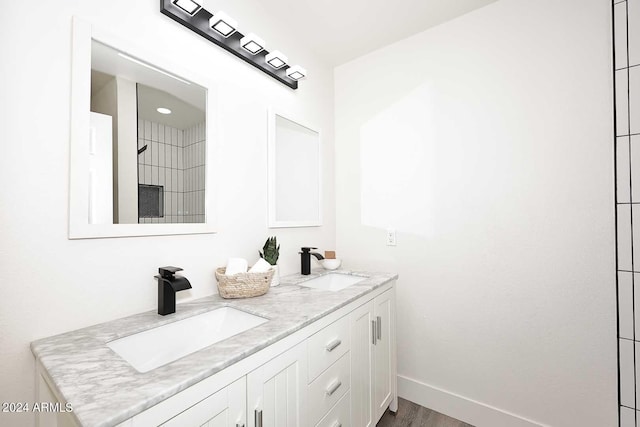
[215,267,274,299]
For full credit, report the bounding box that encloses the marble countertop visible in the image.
[31,269,397,427]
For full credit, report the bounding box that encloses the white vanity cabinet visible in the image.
[350,288,397,426]
[247,342,307,427]
[372,289,395,422]
[304,286,397,427]
[350,300,375,427]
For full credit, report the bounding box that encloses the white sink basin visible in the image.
[298,274,366,292]
[107,307,268,373]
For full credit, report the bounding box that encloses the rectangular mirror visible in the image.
[267,109,322,228]
[91,40,206,225]
[69,18,216,238]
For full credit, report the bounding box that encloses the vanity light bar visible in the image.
[286,65,307,81]
[209,11,237,38]
[160,0,305,89]
[265,51,288,69]
[240,33,266,55]
[172,0,202,16]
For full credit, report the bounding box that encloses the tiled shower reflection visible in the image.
[614,0,640,425]
[137,120,206,223]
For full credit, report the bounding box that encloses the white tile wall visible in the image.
[183,122,206,223]
[618,69,630,136]
[620,406,635,427]
[617,2,629,70]
[629,0,640,66]
[621,339,635,408]
[631,137,640,201]
[621,272,635,339]
[137,119,206,224]
[630,67,640,135]
[634,207,640,269]
[617,1,640,422]
[635,273,640,339]
[619,204,633,270]
[620,137,632,202]
[637,340,640,408]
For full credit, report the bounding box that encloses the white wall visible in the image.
[0,1,334,426]
[335,0,616,426]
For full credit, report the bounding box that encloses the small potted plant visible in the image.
[259,236,280,286]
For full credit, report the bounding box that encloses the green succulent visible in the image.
[259,236,280,265]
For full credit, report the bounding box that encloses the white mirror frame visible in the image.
[69,17,217,239]
[267,108,322,228]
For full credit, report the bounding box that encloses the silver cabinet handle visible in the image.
[255,409,262,427]
[326,380,342,396]
[325,339,342,352]
[377,316,382,340]
[372,320,377,345]
[331,422,342,427]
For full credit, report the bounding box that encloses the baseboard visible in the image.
[397,375,548,427]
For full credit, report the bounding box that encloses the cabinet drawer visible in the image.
[308,352,350,426]
[315,390,351,427]
[308,314,350,382]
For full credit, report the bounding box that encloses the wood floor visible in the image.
[377,398,475,427]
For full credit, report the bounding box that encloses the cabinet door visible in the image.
[247,342,307,427]
[350,300,375,427]
[161,377,246,427]
[373,289,394,422]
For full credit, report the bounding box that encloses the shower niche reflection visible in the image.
[89,40,206,224]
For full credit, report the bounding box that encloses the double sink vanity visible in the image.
[32,270,398,427]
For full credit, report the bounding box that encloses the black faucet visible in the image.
[155,266,192,315]
[299,247,325,275]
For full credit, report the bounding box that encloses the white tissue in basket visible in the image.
[225,258,248,275]
[248,258,272,273]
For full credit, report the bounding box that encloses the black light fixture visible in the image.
[266,51,288,69]
[160,0,304,90]
[172,0,202,16]
[209,11,237,38]
[240,33,266,55]
[286,65,307,81]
